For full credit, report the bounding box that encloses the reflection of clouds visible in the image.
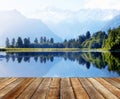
[0,56,61,77]
[0,64,11,76]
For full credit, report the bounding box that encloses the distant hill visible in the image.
[102,14,120,32]
[48,9,120,39]
[0,10,61,46]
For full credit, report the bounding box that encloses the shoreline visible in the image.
[0,47,120,52]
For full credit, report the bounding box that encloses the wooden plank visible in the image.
[31,78,51,99]
[61,78,75,99]
[0,77,119,99]
[61,78,71,88]
[0,78,17,90]
[46,78,60,99]
[95,78,120,98]
[71,78,89,99]
[49,78,60,88]
[116,78,120,82]
[79,78,105,99]
[4,78,35,99]
[0,78,4,81]
[0,78,24,98]
[88,78,118,99]
[104,78,120,89]
[110,78,120,83]
[17,78,43,99]
[0,78,10,83]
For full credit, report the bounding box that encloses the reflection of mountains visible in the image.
[1,52,120,75]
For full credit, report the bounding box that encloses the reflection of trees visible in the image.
[81,52,107,69]
[105,52,120,75]
[6,52,87,64]
[34,56,38,62]
[4,52,120,75]
[24,56,30,63]
[86,62,90,69]
[11,55,15,62]
[6,54,10,62]
[6,52,56,63]
[17,57,23,63]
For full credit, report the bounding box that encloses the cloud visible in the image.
[27,8,120,24]
[0,0,120,11]
[84,0,120,9]
[0,0,120,24]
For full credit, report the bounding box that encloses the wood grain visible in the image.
[0,78,119,99]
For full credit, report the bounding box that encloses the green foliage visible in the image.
[105,26,120,50]
[4,26,120,50]
[82,31,107,48]
[81,52,106,69]
[104,52,120,74]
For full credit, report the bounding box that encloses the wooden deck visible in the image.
[0,78,119,99]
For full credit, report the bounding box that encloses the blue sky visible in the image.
[0,0,120,24]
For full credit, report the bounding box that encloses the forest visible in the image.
[5,26,120,50]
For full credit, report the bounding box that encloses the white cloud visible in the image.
[0,0,120,24]
[0,0,120,11]
[84,0,120,9]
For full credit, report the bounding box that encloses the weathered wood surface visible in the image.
[0,78,119,99]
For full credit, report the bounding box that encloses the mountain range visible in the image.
[47,9,120,39]
[0,10,61,46]
[102,14,120,31]
[0,9,120,46]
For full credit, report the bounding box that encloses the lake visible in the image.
[0,51,120,77]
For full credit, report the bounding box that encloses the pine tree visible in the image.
[6,38,10,48]
[50,38,54,43]
[16,37,23,48]
[11,38,15,47]
[34,38,38,44]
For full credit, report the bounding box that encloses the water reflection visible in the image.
[0,52,120,76]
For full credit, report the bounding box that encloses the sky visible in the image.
[0,0,120,23]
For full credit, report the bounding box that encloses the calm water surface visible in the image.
[0,52,120,77]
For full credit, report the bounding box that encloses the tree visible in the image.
[47,39,50,43]
[63,39,68,48]
[43,37,46,43]
[16,37,23,48]
[34,38,38,44]
[105,26,120,50]
[40,37,44,44]
[11,38,15,47]
[6,38,10,48]
[50,38,54,43]
[24,38,30,47]
[77,35,86,48]
[28,38,30,45]
[86,31,91,39]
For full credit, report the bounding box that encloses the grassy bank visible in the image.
[0,48,81,52]
[0,47,119,52]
